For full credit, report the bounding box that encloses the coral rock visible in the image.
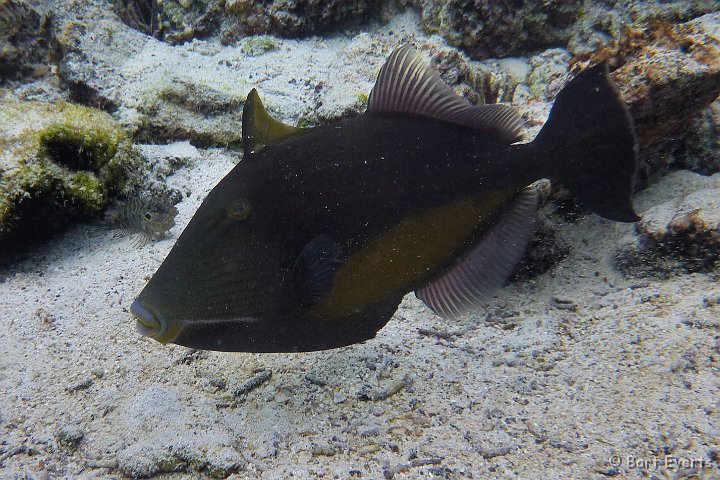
[0,0,51,79]
[138,0,388,44]
[674,99,720,175]
[0,100,142,253]
[571,13,720,174]
[639,186,720,248]
[615,171,720,276]
[430,47,517,105]
[567,0,719,57]
[415,0,581,59]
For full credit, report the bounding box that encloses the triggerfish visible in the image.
[131,45,638,352]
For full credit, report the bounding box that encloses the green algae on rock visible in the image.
[38,106,125,171]
[156,0,223,44]
[239,35,280,56]
[0,100,142,252]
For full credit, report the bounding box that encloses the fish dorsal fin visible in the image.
[415,185,539,319]
[291,235,343,305]
[242,88,304,156]
[368,45,523,144]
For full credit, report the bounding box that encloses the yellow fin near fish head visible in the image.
[242,88,304,157]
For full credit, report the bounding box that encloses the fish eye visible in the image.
[227,198,252,220]
[144,213,152,221]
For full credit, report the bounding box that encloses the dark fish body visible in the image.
[132,45,638,352]
[228,115,537,260]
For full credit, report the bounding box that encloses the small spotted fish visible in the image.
[103,197,178,247]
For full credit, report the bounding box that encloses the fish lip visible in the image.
[131,300,165,339]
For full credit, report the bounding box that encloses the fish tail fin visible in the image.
[533,62,639,222]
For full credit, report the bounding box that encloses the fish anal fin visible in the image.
[367,45,523,144]
[415,185,540,319]
[242,88,304,156]
[291,235,343,305]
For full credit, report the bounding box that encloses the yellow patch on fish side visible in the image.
[311,190,516,319]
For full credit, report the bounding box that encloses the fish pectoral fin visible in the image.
[291,235,343,305]
[367,45,523,144]
[242,88,305,157]
[415,185,539,319]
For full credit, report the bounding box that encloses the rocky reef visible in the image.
[0,100,142,253]
[114,0,392,44]
[430,46,518,105]
[221,0,391,42]
[114,0,719,64]
[571,14,720,177]
[134,73,247,147]
[568,0,719,56]
[415,0,581,58]
[615,170,720,277]
[0,0,52,79]
[675,100,720,174]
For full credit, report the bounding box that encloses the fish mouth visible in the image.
[131,300,174,342]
